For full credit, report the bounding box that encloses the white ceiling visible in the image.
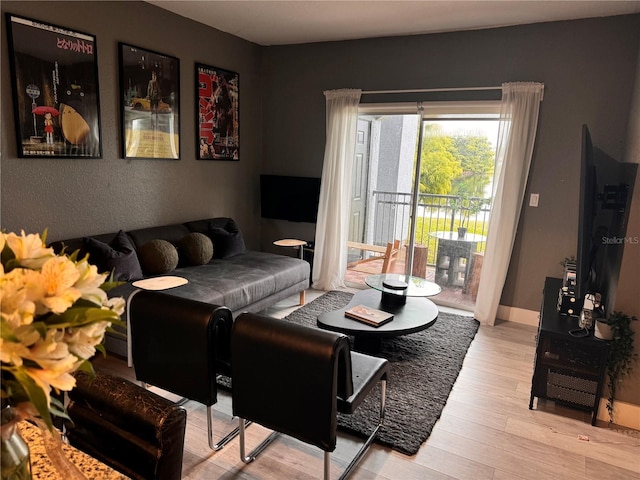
[147,0,640,46]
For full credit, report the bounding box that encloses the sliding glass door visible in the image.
[346,102,499,310]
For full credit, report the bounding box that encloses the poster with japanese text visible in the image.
[196,64,239,161]
[6,14,102,158]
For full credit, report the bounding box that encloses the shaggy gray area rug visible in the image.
[270,290,480,456]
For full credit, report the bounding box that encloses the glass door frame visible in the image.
[352,101,500,307]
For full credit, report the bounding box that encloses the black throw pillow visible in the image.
[83,230,143,281]
[208,218,246,259]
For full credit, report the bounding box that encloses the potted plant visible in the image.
[598,310,638,423]
[453,195,481,239]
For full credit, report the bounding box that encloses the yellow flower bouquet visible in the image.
[0,230,125,430]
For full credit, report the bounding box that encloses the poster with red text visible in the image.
[196,64,239,161]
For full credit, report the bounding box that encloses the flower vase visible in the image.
[1,408,32,480]
[34,419,87,480]
[457,227,467,239]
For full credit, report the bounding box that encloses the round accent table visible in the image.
[317,274,441,353]
[273,238,307,259]
[127,275,188,367]
[365,273,441,307]
[273,239,308,305]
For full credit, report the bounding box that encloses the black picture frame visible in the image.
[6,14,102,158]
[119,42,180,160]
[196,63,239,161]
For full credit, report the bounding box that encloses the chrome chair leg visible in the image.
[237,379,386,479]
[239,417,280,464]
[138,390,246,451]
[207,406,252,451]
[338,378,387,480]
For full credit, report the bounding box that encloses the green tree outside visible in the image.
[418,124,495,198]
[419,125,462,194]
[413,124,495,262]
[451,134,495,198]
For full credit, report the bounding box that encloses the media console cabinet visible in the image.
[529,277,610,425]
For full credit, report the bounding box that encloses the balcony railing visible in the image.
[364,191,491,265]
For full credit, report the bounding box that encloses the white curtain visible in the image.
[474,82,545,325]
[312,89,362,290]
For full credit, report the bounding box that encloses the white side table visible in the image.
[126,276,188,367]
[273,238,307,259]
[273,238,308,305]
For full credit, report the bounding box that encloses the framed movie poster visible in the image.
[6,14,102,158]
[119,43,180,159]
[196,63,239,161]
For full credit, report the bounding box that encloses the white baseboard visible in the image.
[597,398,640,430]
[497,304,539,326]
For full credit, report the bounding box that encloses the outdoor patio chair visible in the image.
[347,239,401,274]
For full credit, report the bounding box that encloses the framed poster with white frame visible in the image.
[6,13,102,158]
[119,42,180,160]
[196,63,239,161]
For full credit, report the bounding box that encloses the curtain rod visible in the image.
[361,86,502,95]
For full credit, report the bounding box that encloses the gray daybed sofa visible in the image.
[51,217,310,357]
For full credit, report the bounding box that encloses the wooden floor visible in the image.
[93,289,640,480]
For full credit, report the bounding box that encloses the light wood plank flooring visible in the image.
[93,289,640,480]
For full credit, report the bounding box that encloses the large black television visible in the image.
[575,125,636,317]
[260,174,321,223]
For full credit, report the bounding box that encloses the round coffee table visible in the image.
[365,273,441,307]
[317,274,440,353]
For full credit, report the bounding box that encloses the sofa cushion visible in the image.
[110,251,309,313]
[83,231,143,281]
[138,240,179,275]
[178,233,213,266]
[207,218,246,259]
[127,224,191,251]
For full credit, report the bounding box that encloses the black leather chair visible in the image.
[231,312,389,480]
[66,371,187,480]
[129,290,241,451]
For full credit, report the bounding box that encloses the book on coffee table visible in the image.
[345,305,394,327]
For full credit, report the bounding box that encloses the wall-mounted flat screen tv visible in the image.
[575,125,636,317]
[260,174,321,223]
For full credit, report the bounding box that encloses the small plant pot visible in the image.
[594,320,613,340]
[457,227,467,239]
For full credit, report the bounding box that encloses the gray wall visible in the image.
[260,15,640,314]
[259,16,640,408]
[2,3,639,406]
[1,1,263,247]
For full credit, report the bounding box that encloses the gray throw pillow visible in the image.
[138,239,179,275]
[178,232,213,266]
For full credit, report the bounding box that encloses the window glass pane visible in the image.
[347,101,499,311]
